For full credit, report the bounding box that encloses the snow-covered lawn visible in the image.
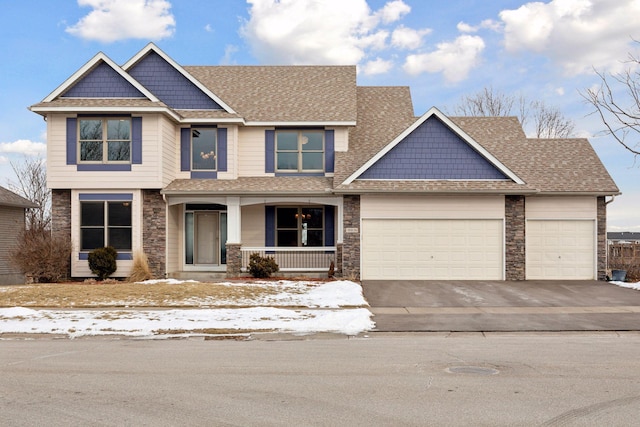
[0,280,374,339]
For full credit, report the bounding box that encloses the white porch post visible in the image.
[226,196,241,243]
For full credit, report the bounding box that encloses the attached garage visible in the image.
[525,197,597,280]
[360,195,505,280]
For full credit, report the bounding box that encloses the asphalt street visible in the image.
[2,332,639,426]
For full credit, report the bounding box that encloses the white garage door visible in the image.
[361,219,503,280]
[526,220,595,280]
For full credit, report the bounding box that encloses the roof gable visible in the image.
[358,115,509,180]
[124,43,234,113]
[343,107,524,185]
[0,186,37,208]
[43,52,158,103]
[62,62,146,98]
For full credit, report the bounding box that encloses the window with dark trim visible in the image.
[79,118,131,163]
[80,201,132,251]
[276,207,324,247]
[276,130,324,172]
[191,128,217,170]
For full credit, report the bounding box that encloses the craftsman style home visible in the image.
[31,43,619,281]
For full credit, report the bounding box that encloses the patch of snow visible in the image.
[610,281,640,291]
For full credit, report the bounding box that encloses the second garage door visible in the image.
[361,219,503,280]
[526,220,595,280]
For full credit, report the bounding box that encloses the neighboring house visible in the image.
[30,43,620,281]
[607,232,640,244]
[0,186,37,285]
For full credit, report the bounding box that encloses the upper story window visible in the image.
[276,130,324,172]
[191,128,217,171]
[79,118,131,163]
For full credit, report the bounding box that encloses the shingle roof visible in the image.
[163,177,334,195]
[184,66,357,123]
[0,186,38,208]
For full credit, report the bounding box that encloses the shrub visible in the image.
[247,252,279,278]
[88,246,118,280]
[127,252,153,282]
[9,228,72,283]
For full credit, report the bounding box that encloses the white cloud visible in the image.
[403,35,485,83]
[361,57,394,75]
[66,0,175,43]
[0,156,8,164]
[220,45,239,65]
[204,24,213,33]
[0,140,47,156]
[241,0,416,66]
[391,25,431,50]
[457,19,501,33]
[499,0,640,75]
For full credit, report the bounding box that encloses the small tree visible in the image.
[8,155,50,231]
[88,246,118,280]
[9,228,72,283]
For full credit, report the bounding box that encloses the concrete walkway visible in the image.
[362,280,640,332]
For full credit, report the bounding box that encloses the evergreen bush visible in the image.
[247,253,279,278]
[88,246,118,280]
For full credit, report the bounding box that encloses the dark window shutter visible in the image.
[217,127,227,172]
[66,118,77,165]
[324,129,334,173]
[324,205,335,246]
[265,130,275,173]
[180,128,191,171]
[265,206,275,247]
[131,117,142,164]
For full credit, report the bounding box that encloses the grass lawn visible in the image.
[0,281,309,308]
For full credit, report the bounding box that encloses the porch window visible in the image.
[80,201,132,251]
[191,128,217,170]
[276,130,324,172]
[79,118,131,163]
[276,207,324,247]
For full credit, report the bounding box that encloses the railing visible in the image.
[241,247,336,272]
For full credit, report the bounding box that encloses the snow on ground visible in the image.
[610,281,640,291]
[0,280,375,338]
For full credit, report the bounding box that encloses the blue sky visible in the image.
[1,0,639,230]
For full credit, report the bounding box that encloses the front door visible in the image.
[194,212,219,265]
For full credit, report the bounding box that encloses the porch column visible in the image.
[226,197,242,277]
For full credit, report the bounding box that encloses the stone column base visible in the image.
[226,243,242,278]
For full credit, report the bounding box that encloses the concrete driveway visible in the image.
[362,280,640,332]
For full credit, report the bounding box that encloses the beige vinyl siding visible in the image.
[47,114,167,190]
[241,204,265,246]
[218,125,238,180]
[160,115,178,186]
[0,206,25,284]
[526,196,596,219]
[70,190,142,278]
[329,127,349,152]
[238,127,270,177]
[361,195,505,219]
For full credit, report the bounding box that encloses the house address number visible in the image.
[345,227,359,233]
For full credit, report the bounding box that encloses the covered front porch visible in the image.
[164,194,344,278]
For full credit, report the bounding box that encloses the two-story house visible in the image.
[31,43,619,281]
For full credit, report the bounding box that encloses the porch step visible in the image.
[168,271,230,282]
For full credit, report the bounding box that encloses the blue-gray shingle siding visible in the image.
[63,62,145,98]
[359,116,508,180]
[128,51,223,110]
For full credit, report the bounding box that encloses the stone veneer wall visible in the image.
[142,190,166,278]
[597,196,607,280]
[51,189,72,280]
[342,195,361,279]
[226,243,242,277]
[505,195,526,280]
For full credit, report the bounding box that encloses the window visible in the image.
[79,118,131,163]
[80,201,132,251]
[191,128,217,170]
[276,207,324,247]
[276,130,324,172]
